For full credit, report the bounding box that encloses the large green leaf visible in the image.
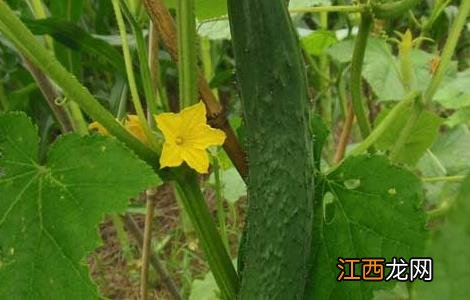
[198,19,231,40]
[428,125,470,175]
[374,107,443,166]
[189,271,219,300]
[417,125,470,206]
[361,39,404,101]
[0,113,159,298]
[327,38,404,101]
[414,176,470,299]
[433,69,470,109]
[445,106,470,127]
[327,39,355,63]
[194,0,227,21]
[164,0,227,21]
[190,259,237,300]
[362,44,434,102]
[327,38,450,102]
[302,30,337,56]
[311,114,329,170]
[306,155,427,299]
[208,167,246,204]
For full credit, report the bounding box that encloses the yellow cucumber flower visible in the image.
[89,121,110,136]
[89,115,151,145]
[156,101,226,174]
[124,115,149,145]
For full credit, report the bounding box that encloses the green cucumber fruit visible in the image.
[228,0,315,298]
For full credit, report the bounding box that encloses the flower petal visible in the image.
[125,115,148,144]
[89,122,109,136]
[155,113,182,142]
[186,124,226,149]
[160,142,184,168]
[182,147,210,174]
[180,101,207,132]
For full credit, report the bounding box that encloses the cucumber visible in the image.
[227,1,315,299]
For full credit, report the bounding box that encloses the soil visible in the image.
[88,182,246,299]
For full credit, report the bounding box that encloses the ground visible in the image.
[89,182,245,299]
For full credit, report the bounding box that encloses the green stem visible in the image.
[301,46,332,84]
[416,0,450,48]
[201,37,218,98]
[127,0,140,14]
[117,84,129,120]
[148,22,165,111]
[427,199,454,220]
[349,91,419,157]
[122,214,182,300]
[67,102,89,135]
[119,0,159,117]
[213,157,229,251]
[424,0,470,104]
[427,0,451,26]
[0,80,8,111]
[177,0,198,108]
[0,0,155,164]
[389,97,421,162]
[173,168,239,300]
[176,2,238,294]
[111,0,159,149]
[350,11,373,142]
[22,58,74,132]
[200,37,212,83]
[319,11,334,164]
[422,175,465,183]
[426,149,448,174]
[148,21,170,112]
[28,0,54,50]
[319,12,332,129]
[27,0,88,135]
[141,188,157,300]
[182,249,192,297]
[111,214,134,262]
[337,66,350,117]
[29,0,47,18]
[159,79,170,112]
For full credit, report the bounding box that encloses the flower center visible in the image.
[175,136,184,145]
